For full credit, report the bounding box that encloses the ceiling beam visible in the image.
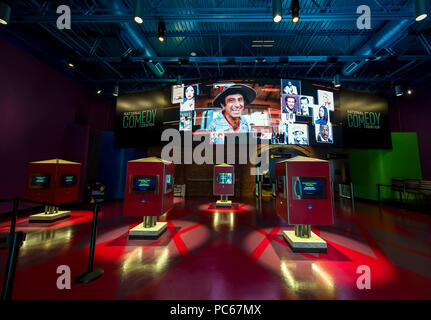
[10,6,421,23]
[77,55,431,63]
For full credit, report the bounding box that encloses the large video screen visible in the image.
[178,80,340,147]
[115,78,391,149]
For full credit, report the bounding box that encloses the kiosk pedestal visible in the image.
[283,225,327,253]
[124,157,175,239]
[214,164,234,209]
[129,216,168,239]
[29,206,71,222]
[25,159,81,223]
[275,156,333,253]
[216,195,232,208]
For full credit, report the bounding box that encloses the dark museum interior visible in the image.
[1,0,431,305]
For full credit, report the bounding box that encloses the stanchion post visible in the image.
[9,198,19,238]
[75,204,104,283]
[1,231,25,301]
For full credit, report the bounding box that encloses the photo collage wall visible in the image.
[172,79,338,146]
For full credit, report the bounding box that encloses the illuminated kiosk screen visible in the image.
[132,176,157,193]
[293,177,327,200]
[30,174,51,189]
[165,174,173,193]
[61,174,77,187]
[217,173,233,184]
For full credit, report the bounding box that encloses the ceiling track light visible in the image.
[113,84,119,97]
[291,0,300,23]
[0,2,11,25]
[134,0,144,24]
[158,21,166,42]
[415,0,428,22]
[395,85,403,97]
[272,0,282,23]
[333,74,341,88]
[67,54,76,68]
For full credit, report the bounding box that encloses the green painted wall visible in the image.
[348,132,422,201]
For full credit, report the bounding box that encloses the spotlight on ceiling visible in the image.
[395,85,403,97]
[134,0,144,24]
[272,0,282,23]
[333,74,341,88]
[97,89,102,95]
[158,21,166,42]
[67,55,76,68]
[0,2,11,25]
[407,88,413,95]
[415,0,428,22]
[255,57,266,63]
[291,0,300,23]
[113,84,119,97]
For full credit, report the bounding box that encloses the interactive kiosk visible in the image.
[25,159,81,222]
[214,164,234,208]
[124,157,175,238]
[275,156,333,253]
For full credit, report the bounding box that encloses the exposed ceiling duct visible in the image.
[102,0,165,78]
[342,19,412,76]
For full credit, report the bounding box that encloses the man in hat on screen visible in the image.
[208,84,257,133]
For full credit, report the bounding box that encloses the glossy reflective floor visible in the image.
[1,197,431,300]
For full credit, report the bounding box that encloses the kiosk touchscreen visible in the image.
[213,164,234,208]
[124,157,175,238]
[275,156,333,253]
[25,159,81,222]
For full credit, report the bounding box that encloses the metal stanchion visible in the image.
[1,198,25,301]
[1,231,25,301]
[75,204,104,283]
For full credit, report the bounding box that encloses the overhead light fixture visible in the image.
[251,40,274,48]
[190,52,197,57]
[0,2,11,25]
[134,0,144,24]
[67,55,76,68]
[113,84,119,97]
[291,0,300,23]
[142,58,153,63]
[333,74,341,88]
[415,0,428,22]
[255,57,266,63]
[158,22,166,42]
[395,85,403,97]
[407,88,413,95]
[272,0,282,23]
[97,89,102,95]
